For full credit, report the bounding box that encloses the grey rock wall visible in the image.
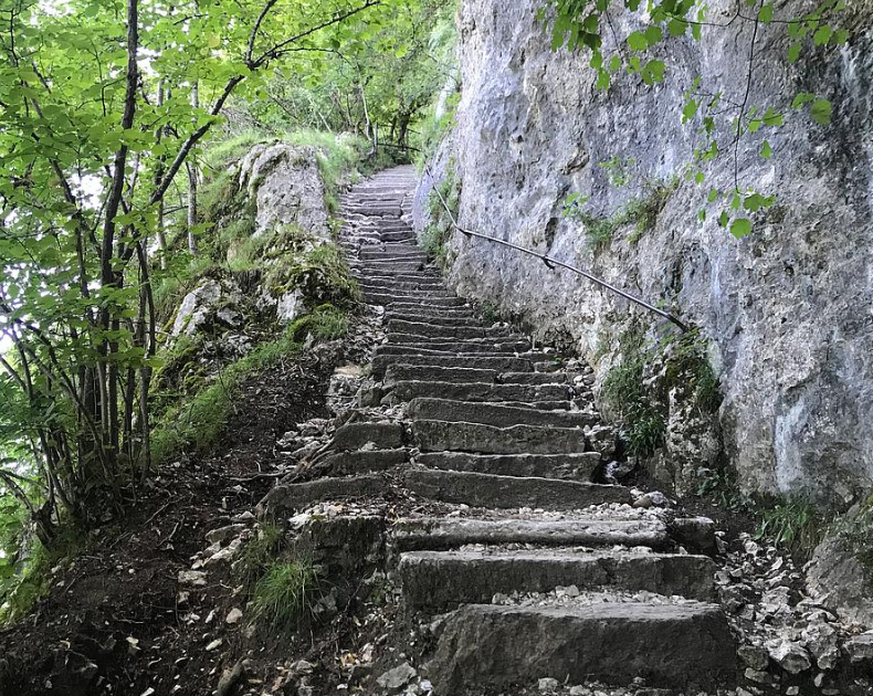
[419,0,873,507]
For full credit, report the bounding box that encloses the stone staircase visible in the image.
[266,166,737,694]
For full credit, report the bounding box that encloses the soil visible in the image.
[0,345,341,696]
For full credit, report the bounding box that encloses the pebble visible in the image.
[537,677,559,693]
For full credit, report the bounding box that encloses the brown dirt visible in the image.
[0,347,340,696]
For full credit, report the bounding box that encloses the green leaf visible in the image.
[811,98,832,125]
[760,140,773,160]
[683,99,699,122]
[813,25,833,45]
[730,218,753,239]
[758,4,774,23]
[643,26,663,45]
[787,42,802,63]
[627,31,649,51]
[641,59,666,85]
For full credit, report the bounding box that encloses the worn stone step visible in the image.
[404,469,629,510]
[322,449,408,475]
[387,320,514,340]
[416,451,601,479]
[389,332,530,347]
[380,231,416,243]
[498,371,569,385]
[408,398,597,428]
[429,602,735,692]
[357,261,429,274]
[359,249,426,259]
[364,291,457,304]
[384,313,479,327]
[399,549,717,610]
[365,293,464,307]
[260,474,386,517]
[333,422,404,451]
[374,341,534,355]
[385,365,499,385]
[374,355,533,377]
[390,381,570,404]
[361,279,447,292]
[413,420,586,455]
[393,516,670,551]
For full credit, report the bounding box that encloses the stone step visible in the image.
[384,314,480,328]
[364,290,458,303]
[322,449,408,475]
[388,332,529,347]
[332,422,405,451]
[390,381,570,404]
[385,364,500,385]
[387,320,514,340]
[365,293,465,307]
[412,420,586,455]
[407,398,596,428]
[399,549,718,609]
[404,469,630,510]
[374,355,533,377]
[374,341,534,356]
[393,516,670,551]
[260,475,387,517]
[428,603,735,692]
[361,278,447,291]
[380,232,416,243]
[357,261,429,274]
[498,371,569,385]
[416,451,602,479]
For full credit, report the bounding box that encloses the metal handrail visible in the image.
[421,158,689,332]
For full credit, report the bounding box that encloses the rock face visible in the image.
[417,0,873,506]
[239,143,330,239]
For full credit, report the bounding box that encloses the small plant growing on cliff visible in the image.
[423,164,462,269]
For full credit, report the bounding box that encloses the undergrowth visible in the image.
[237,523,320,630]
[422,163,461,269]
[601,328,720,459]
[151,304,348,465]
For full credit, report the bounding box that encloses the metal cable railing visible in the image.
[420,159,689,332]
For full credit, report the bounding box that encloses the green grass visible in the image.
[601,328,721,459]
[151,330,303,465]
[237,522,286,587]
[251,559,320,629]
[755,500,823,556]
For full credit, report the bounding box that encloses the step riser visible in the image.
[366,295,464,307]
[385,366,498,384]
[374,356,533,377]
[413,420,587,455]
[394,518,670,552]
[374,342,534,355]
[391,382,570,404]
[399,552,718,610]
[404,469,630,511]
[416,452,601,478]
[408,399,596,429]
[430,604,736,692]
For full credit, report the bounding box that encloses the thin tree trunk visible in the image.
[186,81,200,256]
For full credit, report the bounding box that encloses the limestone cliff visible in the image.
[418,0,873,508]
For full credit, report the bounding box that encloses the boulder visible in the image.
[239,143,329,238]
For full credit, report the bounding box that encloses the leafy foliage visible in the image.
[539,0,851,236]
[0,0,429,556]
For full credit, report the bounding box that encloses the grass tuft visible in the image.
[251,559,320,629]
